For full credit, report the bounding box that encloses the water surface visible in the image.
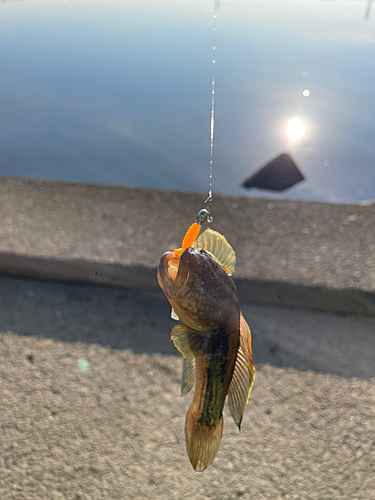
[0,0,374,203]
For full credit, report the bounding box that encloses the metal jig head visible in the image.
[195,208,214,225]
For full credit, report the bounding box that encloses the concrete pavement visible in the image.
[0,276,374,500]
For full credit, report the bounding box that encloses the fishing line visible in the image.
[203,0,220,221]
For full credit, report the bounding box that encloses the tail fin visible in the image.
[185,406,223,472]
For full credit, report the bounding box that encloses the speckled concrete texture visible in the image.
[0,276,374,500]
[0,176,374,315]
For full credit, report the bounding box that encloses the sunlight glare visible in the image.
[286,117,305,142]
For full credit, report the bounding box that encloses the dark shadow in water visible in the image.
[0,275,374,379]
[242,154,305,192]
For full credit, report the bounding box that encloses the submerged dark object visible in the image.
[242,153,305,192]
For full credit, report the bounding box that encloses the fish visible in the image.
[157,221,254,472]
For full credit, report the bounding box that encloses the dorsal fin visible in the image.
[227,313,255,429]
[193,229,236,275]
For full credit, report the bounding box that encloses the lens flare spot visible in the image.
[78,358,89,372]
[286,117,305,143]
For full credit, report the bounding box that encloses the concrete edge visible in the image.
[2,251,375,317]
[1,176,374,317]
[235,278,375,317]
[0,252,158,290]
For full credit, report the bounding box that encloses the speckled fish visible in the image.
[157,217,254,472]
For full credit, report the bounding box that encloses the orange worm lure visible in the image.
[173,209,212,258]
[173,222,201,257]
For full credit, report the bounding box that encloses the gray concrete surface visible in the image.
[0,275,374,500]
[0,176,375,315]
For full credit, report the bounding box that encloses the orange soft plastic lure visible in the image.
[173,222,201,257]
[173,208,212,257]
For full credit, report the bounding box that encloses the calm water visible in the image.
[1,0,374,203]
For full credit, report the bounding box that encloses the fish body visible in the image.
[157,228,254,472]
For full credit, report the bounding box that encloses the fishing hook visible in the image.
[196,208,213,225]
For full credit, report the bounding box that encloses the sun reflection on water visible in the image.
[286,117,305,143]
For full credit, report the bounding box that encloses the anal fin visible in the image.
[181,358,195,396]
[228,313,255,429]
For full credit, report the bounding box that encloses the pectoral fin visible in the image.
[171,308,179,321]
[171,324,205,358]
[181,358,195,396]
[228,313,255,429]
[193,229,236,275]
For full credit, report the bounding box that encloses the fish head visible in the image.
[157,246,238,331]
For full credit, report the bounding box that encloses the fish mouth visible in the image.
[157,248,198,298]
[157,251,187,295]
[157,251,179,285]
